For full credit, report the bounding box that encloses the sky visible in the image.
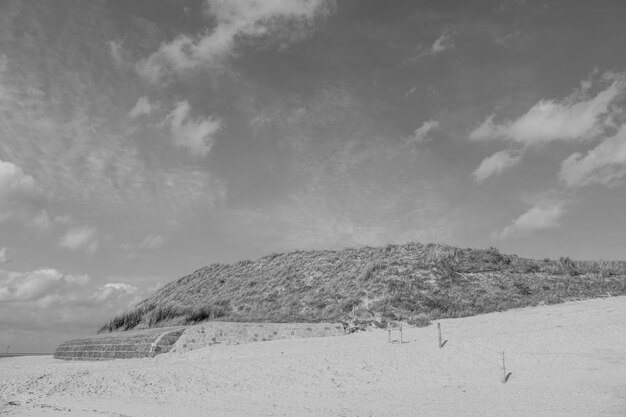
[2,0,626,352]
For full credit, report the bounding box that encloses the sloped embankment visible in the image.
[101,242,626,332]
[54,322,345,361]
[54,326,185,361]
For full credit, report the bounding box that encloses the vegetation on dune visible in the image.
[99,243,626,333]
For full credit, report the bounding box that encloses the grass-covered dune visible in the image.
[100,242,626,333]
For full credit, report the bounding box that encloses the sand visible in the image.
[1,296,625,416]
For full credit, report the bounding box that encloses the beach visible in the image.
[1,296,625,417]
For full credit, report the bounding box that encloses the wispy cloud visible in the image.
[0,247,8,265]
[138,233,166,250]
[0,53,7,73]
[108,40,129,70]
[404,30,454,64]
[120,233,167,259]
[129,96,154,118]
[0,18,225,223]
[59,226,98,255]
[411,120,439,143]
[470,73,625,146]
[560,124,626,187]
[473,150,522,183]
[166,101,221,157]
[228,186,457,252]
[494,196,568,239]
[430,30,454,54]
[494,30,522,47]
[495,0,528,15]
[228,87,459,251]
[27,210,71,233]
[136,0,336,83]
[403,86,417,98]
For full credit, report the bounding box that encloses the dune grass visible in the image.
[100,242,626,333]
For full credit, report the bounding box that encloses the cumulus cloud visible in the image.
[0,160,37,199]
[0,268,88,303]
[136,0,335,82]
[0,267,161,350]
[470,73,626,146]
[166,101,221,157]
[472,150,522,183]
[0,159,41,223]
[129,96,154,118]
[59,226,98,254]
[411,120,439,143]
[0,0,231,222]
[559,124,626,187]
[494,198,567,239]
[0,247,8,265]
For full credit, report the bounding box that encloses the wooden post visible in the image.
[387,324,391,343]
[5,345,8,355]
[437,323,442,348]
[400,323,403,344]
[501,351,506,383]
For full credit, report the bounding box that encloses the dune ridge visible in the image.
[101,242,626,332]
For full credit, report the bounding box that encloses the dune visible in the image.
[1,296,625,416]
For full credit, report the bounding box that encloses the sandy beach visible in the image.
[1,296,625,417]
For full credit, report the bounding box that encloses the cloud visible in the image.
[59,226,98,254]
[403,31,454,64]
[108,40,128,70]
[166,101,221,157]
[229,86,461,251]
[0,266,162,350]
[430,30,454,54]
[411,120,439,143]
[404,86,417,98]
[495,30,522,47]
[494,198,567,239]
[0,159,41,223]
[136,0,335,82]
[0,53,7,73]
[227,187,458,252]
[470,73,625,146]
[27,210,71,233]
[559,124,626,187]
[0,6,226,223]
[120,234,167,259]
[129,96,154,118]
[0,247,8,265]
[472,150,522,183]
[138,234,166,250]
[0,159,37,199]
[0,268,87,302]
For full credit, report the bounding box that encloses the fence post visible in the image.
[437,323,442,348]
[501,351,506,383]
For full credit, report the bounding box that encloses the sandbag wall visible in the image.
[171,322,345,353]
[54,326,185,361]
